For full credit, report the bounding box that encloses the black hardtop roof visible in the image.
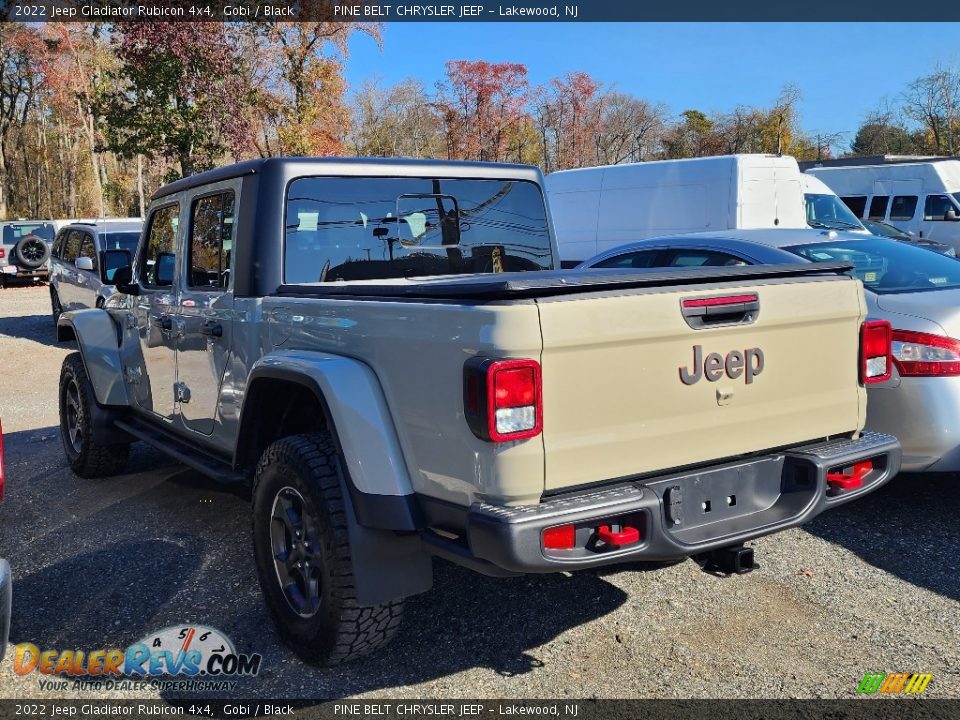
[152,157,543,201]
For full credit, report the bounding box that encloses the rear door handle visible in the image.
[200,321,223,338]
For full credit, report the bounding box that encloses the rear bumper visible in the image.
[0,559,10,662]
[2,265,48,280]
[453,432,900,573]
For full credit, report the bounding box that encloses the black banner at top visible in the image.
[2,0,960,22]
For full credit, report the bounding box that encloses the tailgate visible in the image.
[537,275,866,492]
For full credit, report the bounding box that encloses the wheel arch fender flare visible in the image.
[238,351,420,528]
[242,352,432,605]
[57,309,128,407]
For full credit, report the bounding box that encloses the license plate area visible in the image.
[646,455,816,546]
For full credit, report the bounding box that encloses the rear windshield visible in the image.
[2,223,54,244]
[97,231,141,254]
[785,237,960,294]
[284,176,552,283]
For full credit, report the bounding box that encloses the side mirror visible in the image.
[946,208,959,222]
[111,265,140,296]
[75,256,94,272]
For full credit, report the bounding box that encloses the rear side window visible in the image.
[188,191,235,290]
[868,195,889,220]
[284,176,552,283]
[63,231,82,262]
[890,195,918,221]
[52,231,67,258]
[593,251,662,269]
[141,204,180,287]
[79,234,98,271]
[840,196,867,218]
[665,250,748,267]
[924,194,958,221]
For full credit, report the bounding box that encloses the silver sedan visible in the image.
[579,228,960,473]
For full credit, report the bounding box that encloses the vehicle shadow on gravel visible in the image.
[161,560,631,701]
[0,312,62,348]
[9,540,202,650]
[2,423,630,698]
[803,472,960,603]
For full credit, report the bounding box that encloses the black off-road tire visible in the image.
[13,236,49,269]
[59,352,130,478]
[252,432,405,666]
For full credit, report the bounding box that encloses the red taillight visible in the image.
[494,365,538,408]
[891,329,960,377]
[0,418,5,502]
[464,358,542,442]
[0,248,5,259]
[542,524,575,550]
[860,320,892,384]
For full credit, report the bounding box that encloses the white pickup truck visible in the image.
[56,158,901,665]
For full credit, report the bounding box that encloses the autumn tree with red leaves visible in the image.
[549,71,599,169]
[0,24,47,219]
[101,23,253,179]
[242,22,380,158]
[439,60,529,162]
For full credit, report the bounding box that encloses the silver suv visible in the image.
[50,219,143,321]
[0,221,57,287]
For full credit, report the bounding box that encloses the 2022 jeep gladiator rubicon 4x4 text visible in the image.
[57,158,901,665]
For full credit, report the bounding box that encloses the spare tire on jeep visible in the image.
[13,234,50,269]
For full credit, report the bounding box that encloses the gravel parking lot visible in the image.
[0,284,958,701]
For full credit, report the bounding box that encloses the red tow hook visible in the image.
[827,460,873,491]
[596,524,640,547]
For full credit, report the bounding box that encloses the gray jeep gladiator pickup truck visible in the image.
[57,157,901,666]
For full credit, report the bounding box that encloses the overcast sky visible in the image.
[346,22,960,153]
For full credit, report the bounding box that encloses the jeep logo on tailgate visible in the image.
[679,345,764,385]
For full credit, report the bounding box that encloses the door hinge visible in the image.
[175,382,191,404]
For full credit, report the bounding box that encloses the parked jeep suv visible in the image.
[0,221,56,287]
[57,157,901,666]
[50,219,143,320]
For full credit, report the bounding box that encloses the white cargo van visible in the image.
[806,161,960,248]
[801,174,868,233]
[545,154,807,263]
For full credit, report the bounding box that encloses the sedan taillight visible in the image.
[891,329,960,377]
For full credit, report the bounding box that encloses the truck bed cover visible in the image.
[276,261,854,301]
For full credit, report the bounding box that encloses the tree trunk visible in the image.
[137,154,145,217]
[0,137,8,221]
[78,100,105,216]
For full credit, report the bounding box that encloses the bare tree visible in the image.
[903,64,960,155]
[592,91,667,164]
